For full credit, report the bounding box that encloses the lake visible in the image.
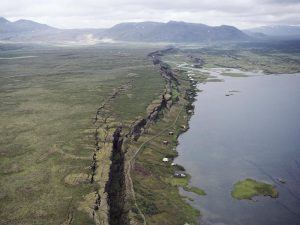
[175,70,300,225]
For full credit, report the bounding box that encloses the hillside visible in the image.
[0,17,249,43]
[0,17,105,43]
[104,21,249,42]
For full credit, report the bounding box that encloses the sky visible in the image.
[1,0,300,29]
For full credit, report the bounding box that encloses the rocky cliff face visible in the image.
[129,49,180,141]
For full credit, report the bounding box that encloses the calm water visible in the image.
[176,71,300,225]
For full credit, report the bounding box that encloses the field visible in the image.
[0,43,165,225]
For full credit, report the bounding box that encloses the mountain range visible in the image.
[0,17,299,44]
[105,21,248,42]
[0,17,250,43]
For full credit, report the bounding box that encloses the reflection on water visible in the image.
[175,70,300,225]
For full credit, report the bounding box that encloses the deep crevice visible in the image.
[105,126,129,225]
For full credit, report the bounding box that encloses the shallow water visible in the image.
[176,71,300,225]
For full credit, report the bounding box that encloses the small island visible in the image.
[231,178,279,200]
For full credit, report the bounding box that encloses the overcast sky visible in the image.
[2,0,300,29]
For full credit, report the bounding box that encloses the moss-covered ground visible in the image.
[0,43,164,225]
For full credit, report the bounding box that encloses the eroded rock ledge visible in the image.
[105,48,182,225]
[91,47,195,225]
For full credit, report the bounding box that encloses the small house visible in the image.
[169,131,174,135]
[163,140,169,145]
[162,158,169,162]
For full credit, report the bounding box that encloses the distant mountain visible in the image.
[244,25,300,37]
[0,17,56,41]
[0,17,10,24]
[0,17,249,43]
[0,17,54,33]
[0,17,106,43]
[104,21,249,42]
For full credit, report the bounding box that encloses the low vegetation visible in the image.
[129,51,207,225]
[231,178,279,200]
[195,42,300,74]
[0,43,164,225]
[1,40,296,225]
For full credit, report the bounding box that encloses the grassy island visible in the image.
[231,178,279,200]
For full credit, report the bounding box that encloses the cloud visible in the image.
[1,0,300,29]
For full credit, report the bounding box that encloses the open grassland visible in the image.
[0,44,164,225]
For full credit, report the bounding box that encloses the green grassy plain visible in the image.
[0,43,164,225]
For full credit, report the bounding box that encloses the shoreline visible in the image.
[172,66,300,225]
[126,48,205,224]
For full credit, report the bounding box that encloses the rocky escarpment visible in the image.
[148,48,179,84]
[129,94,167,141]
[128,49,180,141]
[125,49,201,224]
[105,48,183,225]
[77,81,133,225]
